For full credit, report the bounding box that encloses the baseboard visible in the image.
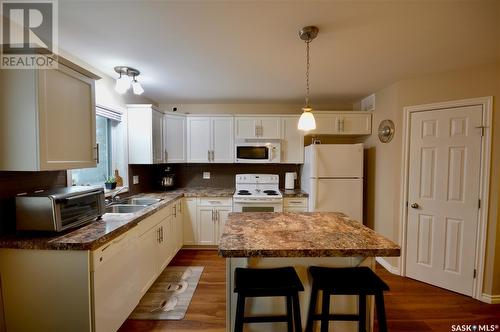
[376,257,400,275]
[481,293,500,304]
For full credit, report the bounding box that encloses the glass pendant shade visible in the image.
[298,109,316,131]
[132,80,144,95]
[115,75,131,94]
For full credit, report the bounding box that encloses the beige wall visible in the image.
[364,62,500,295]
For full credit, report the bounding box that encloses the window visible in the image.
[71,106,127,189]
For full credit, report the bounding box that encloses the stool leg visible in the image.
[305,283,318,332]
[292,292,302,332]
[235,294,245,332]
[375,292,388,332]
[286,295,294,332]
[320,290,330,332]
[358,293,366,332]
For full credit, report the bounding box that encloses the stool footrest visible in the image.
[243,315,289,323]
[311,313,360,321]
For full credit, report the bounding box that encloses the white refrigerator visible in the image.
[301,143,364,222]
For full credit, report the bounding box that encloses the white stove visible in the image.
[233,174,283,212]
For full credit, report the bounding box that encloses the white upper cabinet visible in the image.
[163,113,186,163]
[186,117,211,162]
[211,117,234,163]
[187,116,234,163]
[0,61,98,171]
[127,105,164,164]
[235,116,281,139]
[280,116,304,164]
[309,112,372,135]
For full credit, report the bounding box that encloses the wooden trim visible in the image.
[481,293,500,304]
[399,96,493,301]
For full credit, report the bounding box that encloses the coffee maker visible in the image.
[159,167,175,190]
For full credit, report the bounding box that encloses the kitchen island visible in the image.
[218,212,400,332]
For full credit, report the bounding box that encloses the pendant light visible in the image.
[114,66,144,95]
[297,26,319,131]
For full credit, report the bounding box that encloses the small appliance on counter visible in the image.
[285,172,297,190]
[159,166,175,190]
[16,186,105,232]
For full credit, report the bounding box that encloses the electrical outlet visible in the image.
[133,175,140,184]
[203,172,210,179]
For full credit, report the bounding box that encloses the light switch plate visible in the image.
[133,175,140,184]
[203,172,210,179]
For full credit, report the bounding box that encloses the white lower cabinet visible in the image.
[283,197,308,212]
[183,197,233,246]
[183,197,198,245]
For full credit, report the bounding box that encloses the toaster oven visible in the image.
[16,186,105,232]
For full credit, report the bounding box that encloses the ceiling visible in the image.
[58,0,500,105]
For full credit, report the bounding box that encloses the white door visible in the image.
[311,178,363,223]
[164,114,186,163]
[137,226,159,295]
[187,117,211,162]
[308,144,364,178]
[198,208,216,245]
[281,117,304,164]
[235,117,259,138]
[260,117,281,139]
[339,113,372,135]
[152,110,164,164]
[212,117,234,163]
[406,105,482,296]
[38,64,96,170]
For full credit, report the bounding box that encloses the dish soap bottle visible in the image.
[114,169,123,187]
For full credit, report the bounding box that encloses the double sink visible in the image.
[105,197,163,214]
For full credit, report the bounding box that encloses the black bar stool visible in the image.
[234,267,304,332]
[305,266,389,332]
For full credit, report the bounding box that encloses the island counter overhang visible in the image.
[218,212,401,332]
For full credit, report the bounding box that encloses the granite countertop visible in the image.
[218,212,400,258]
[281,189,309,197]
[0,187,235,251]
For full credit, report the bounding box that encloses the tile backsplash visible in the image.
[0,171,67,232]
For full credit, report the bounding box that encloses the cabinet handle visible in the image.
[211,150,215,161]
[208,150,211,162]
[217,210,220,222]
[259,125,263,137]
[173,205,177,217]
[212,210,215,221]
[157,228,161,243]
[179,202,182,213]
[161,226,164,242]
[94,144,99,163]
[164,149,168,162]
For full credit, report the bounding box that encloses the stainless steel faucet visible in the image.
[105,187,128,206]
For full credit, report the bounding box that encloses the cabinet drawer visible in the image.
[198,197,232,207]
[283,198,308,208]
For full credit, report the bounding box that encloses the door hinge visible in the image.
[476,126,486,137]
[478,199,481,209]
[473,269,477,279]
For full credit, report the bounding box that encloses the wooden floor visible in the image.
[119,250,500,332]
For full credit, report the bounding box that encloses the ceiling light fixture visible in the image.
[297,26,319,131]
[114,66,144,95]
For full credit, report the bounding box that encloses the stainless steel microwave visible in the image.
[234,139,281,163]
[16,186,105,232]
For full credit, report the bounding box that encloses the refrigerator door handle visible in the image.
[310,179,318,211]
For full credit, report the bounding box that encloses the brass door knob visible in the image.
[410,203,419,209]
